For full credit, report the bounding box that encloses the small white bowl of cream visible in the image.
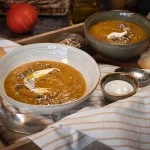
[100,73,138,103]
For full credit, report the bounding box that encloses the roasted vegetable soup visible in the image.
[4,61,86,105]
[88,20,148,44]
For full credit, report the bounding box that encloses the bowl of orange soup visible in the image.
[84,10,150,60]
[0,43,100,114]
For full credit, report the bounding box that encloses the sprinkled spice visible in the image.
[58,37,83,48]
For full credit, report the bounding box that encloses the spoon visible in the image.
[0,107,47,134]
[115,67,150,87]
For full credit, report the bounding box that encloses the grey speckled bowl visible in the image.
[84,10,150,60]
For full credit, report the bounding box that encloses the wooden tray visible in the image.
[16,23,139,68]
[1,22,139,150]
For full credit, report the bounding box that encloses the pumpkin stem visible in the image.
[10,2,16,8]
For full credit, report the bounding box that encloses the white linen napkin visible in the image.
[147,12,150,19]
[0,38,21,53]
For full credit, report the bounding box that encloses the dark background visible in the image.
[138,0,150,16]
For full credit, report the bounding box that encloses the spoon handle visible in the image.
[0,107,6,120]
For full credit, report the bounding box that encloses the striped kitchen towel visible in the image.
[28,65,150,150]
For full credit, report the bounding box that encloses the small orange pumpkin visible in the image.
[6,2,38,33]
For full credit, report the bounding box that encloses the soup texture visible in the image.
[88,20,148,44]
[4,61,86,105]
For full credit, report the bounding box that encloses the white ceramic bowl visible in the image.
[0,43,100,114]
